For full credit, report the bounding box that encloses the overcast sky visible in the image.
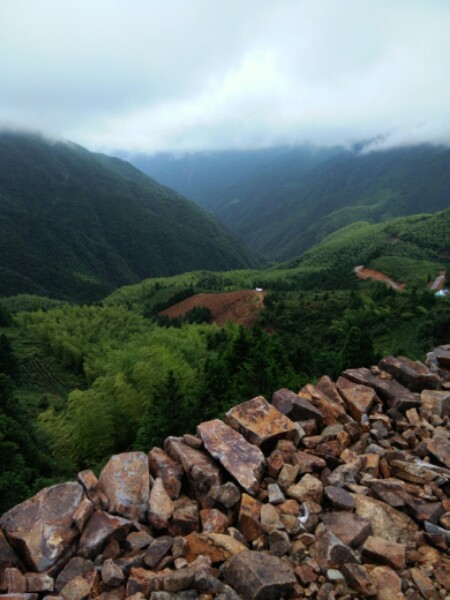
[1,0,450,153]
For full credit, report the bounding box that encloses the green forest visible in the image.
[1,207,449,513]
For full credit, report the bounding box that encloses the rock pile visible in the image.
[1,346,450,600]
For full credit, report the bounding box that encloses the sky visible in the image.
[1,0,450,154]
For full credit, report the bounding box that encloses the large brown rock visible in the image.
[0,531,22,575]
[197,419,265,494]
[0,482,83,572]
[298,384,347,425]
[361,536,406,569]
[148,447,183,500]
[320,512,372,548]
[165,437,223,508]
[379,356,441,392]
[352,494,418,545]
[271,388,324,422]
[370,566,404,600]
[313,530,359,570]
[223,550,296,600]
[238,494,261,542]
[225,396,298,448]
[336,377,376,422]
[424,434,450,469]
[97,452,150,521]
[420,390,450,418]
[55,557,95,593]
[77,511,134,558]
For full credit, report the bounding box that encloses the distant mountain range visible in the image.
[0,132,258,301]
[131,144,450,261]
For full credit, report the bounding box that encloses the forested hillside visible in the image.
[135,144,450,261]
[0,132,258,301]
[1,208,449,512]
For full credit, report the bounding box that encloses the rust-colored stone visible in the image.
[0,482,83,572]
[78,511,134,558]
[271,388,324,422]
[184,533,246,564]
[321,512,372,548]
[197,419,265,494]
[361,536,406,569]
[200,508,228,533]
[379,356,440,392]
[149,477,174,530]
[147,447,183,500]
[238,494,261,542]
[225,396,298,448]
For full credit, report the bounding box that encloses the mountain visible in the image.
[0,132,258,301]
[132,144,450,261]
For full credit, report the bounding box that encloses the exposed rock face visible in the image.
[2,346,450,600]
[0,482,83,572]
[97,452,150,521]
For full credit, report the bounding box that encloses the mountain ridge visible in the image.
[0,132,258,301]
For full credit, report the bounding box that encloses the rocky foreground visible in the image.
[1,349,450,600]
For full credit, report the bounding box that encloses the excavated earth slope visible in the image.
[1,346,450,600]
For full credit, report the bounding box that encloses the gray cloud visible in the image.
[1,0,450,152]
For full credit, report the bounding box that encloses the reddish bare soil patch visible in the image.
[160,290,265,327]
[354,266,405,290]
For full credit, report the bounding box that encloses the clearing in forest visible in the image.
[160,289,265,327]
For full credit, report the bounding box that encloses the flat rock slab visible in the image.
[379,355,441,392]
[0,482,83,572]
[424,435,450,469]
[197,419,265,494]
[271,388,324,422]
[97,452,150,521]
[342,367,417,408]
[298,384,347,425]
[352,494,418,545]
[225,396,298,448]
[224,550,296,600]
[0,531,22,573]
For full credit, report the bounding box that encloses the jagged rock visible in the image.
[352,494,419,545]
[127,568,170,596]
[287,473,323,504]
[2,569,26,593]
[77,470,107,510]
[342,367,417,408]
[164,438,223,508]
[370,566,404,600]
[238,494,261,542]
[313,530,359,570]
[169,497,199,537]
[102,560,124,587]
[0,482,83,572]
[209,483,241,509]
[162,568,194,592]
[323,486,355,511]
[78,511,134,558]
[267,483,285,504]
[0,531,22,575]
[199,509,228,534]
[298,383,347,424]
[149,478,174,530]
[97,452,150,521]
[361,536,406,569]
[55,558,95,593]
[420,390,450,418]
[409,568,438,600]
[144,537,173,569]
[320,512,372,548]
[184,533,246,564]
[72,498,93,533]
[292,450,327,473]
[148,448,183,501]
[341,563,377,596]
[379,356,441,392]
[337,377,376,422]
[223,550,296,600]
[271,388,324,422]
[225,396,298,448]
[260,503,283,534]
[25,574,53,593]
[424,434,450,469]
[268,529,290,556]
[197,419,265,494]
[126,531,153,552]
[60,575,92,600]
